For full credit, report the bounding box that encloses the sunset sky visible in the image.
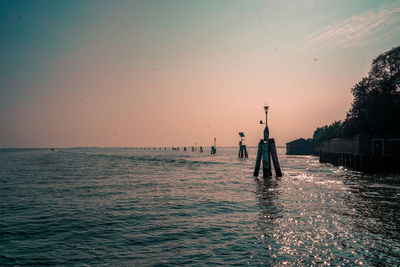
[1,0,400,147]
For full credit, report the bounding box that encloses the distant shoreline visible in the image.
[1,146,286,151]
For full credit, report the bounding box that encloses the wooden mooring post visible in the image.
[211,137,217,154]
[253,105,282,178]
[238,132,248,158]
[253,140,263,176]
[269,138,282,177]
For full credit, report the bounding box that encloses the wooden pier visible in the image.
[316,134,400,173]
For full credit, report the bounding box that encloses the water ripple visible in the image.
[0,148,399,265]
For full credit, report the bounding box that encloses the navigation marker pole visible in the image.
[253,105,282,178]
[211,137,217,154]
[238,132,248,158]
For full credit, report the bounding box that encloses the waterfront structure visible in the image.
[286,138,314,155]
[316,134,400,172]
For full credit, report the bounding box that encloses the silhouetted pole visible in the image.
[253,139,263,176]
[238,132,248,158]
[253,105,282,178]
[267,146,272,177]
[269,138,282,177]
[211,138,216,154]
[262,140,270,178]
[262,106,271,178]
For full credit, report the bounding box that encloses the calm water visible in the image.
[1,147,399,266]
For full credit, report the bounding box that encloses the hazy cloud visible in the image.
[306,1,400,49]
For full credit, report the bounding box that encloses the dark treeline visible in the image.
[313,46,400,144]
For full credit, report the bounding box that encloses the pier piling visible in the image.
[238,132,248,158]
[253,140,263,177]
[211,138,217,154]
[253,105,282,178]
[269,138,282,177]
[262,142,270,178]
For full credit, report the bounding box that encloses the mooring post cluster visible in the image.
[211,137,217,154]
[143,106,284,179]
[238,132,248,158]
[253,105,282,178]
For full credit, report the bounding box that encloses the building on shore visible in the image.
[316,133,400,173]
[286,138,314,155]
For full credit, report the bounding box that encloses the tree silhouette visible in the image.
[314,46,400,144]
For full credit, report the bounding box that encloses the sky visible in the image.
[1,0,400,148]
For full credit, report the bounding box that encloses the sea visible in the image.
[1,147,399,266]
